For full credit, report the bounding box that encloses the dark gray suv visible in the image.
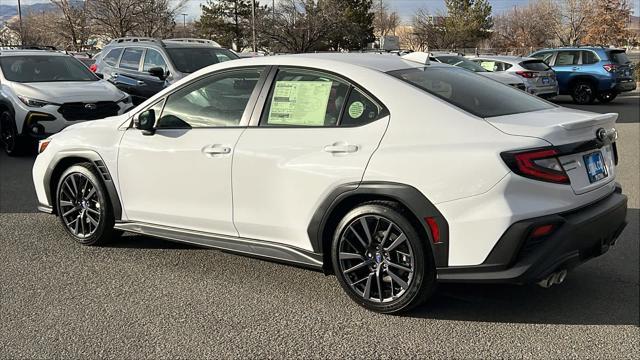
[95,38,238,105]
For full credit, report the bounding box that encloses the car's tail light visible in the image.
[602,64,617,72]
[515,71,538,78]
[89,64,98,72]
[501,149,570,184]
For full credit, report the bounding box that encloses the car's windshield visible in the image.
[607,50,631,65]
[388,67,554,118]
[435,55,488,72]
[166,47,239,73]
[0,55,98,82]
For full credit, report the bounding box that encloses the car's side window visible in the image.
[119,48,144,71]
[260,68,350,127]
[581,51,599,65]
[555,51,580,66]
[478,60,496,71]
[103,48,123,67]
[156,67,263,129]
[142,49,167,72]
[340,88,383,127]
[500,62,513,71]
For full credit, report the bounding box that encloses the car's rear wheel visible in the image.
[597,91,618,103]
[570,81,596,105]
[331,202,436,313]
[56,163,116,246]
[0,110,26,156]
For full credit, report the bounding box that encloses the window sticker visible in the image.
[348,101,364,118]
[480,61,495,71]
[267,81,332,125]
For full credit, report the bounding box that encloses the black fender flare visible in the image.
[44,150,123,220]
[307,181,449,269]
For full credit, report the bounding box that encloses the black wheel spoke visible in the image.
[338,214,415,303]
[59,172,102,238]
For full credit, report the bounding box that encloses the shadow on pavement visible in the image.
[552,94,640,124]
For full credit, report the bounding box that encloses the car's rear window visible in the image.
[166,47,239,73]
[607,50,631,65]
[388,67,554,118]
[520,60,551,71]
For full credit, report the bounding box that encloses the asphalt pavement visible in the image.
[1,95,638,358]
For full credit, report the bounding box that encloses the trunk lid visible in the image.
[487,107,618,194]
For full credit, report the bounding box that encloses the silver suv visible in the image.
[0,50,132,155]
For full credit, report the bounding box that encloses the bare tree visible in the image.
[88,0,141,38]
[584,0,632,45]
[50,0,91,51]
[372,0,399,36]
[135,0,188,38]
[552,0,594,45]
[492,0,558,49]
[258,0,340,53]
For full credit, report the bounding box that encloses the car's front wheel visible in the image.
[331,202,436,313]
[0,110,27,156]
[56,163,116,245]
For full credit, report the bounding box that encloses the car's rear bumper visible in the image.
[614,80,636,93]
[437,184,628,284]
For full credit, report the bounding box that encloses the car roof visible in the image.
[470,55,539,63]
[275,53,450,72]
[0,50,67,57]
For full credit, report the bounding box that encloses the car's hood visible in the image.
[478,71,523,85]
[11,80,125,103]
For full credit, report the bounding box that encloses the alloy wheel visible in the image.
[337,215,415,303]
[573,84,593,104]
[58,173,102,238]
[0,113,16,154]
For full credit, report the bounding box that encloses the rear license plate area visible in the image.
[583,151,608,183]
[542,77,550,84]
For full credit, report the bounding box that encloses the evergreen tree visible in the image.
[196,0,253,50]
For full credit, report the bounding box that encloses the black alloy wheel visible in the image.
[56,163,115,245]
[332,202,436,313]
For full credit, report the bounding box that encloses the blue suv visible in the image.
[529,47,636,104]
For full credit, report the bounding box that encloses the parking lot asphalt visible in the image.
[1,96,638,358]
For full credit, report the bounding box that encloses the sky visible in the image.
[6,0,640,22]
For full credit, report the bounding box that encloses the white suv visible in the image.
[0,50,132,155]
[32,53,628,313]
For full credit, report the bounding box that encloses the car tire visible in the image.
[597,91,618,103]
[0,110,28,156]
[570,81,596,105]
[331,201,436,313]
[55,163,116,246]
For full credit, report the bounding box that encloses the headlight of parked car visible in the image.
[17,95,52,108]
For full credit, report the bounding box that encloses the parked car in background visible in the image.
[33,53,626,313]
[468,55,558,98]
[428,52,527,91]
[0,50,132,155]
[95,37,239,105]
[529,47,636,104]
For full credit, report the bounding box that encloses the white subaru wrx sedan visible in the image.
[32,53,627,313]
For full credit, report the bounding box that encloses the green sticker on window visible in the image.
[348,101,364,118]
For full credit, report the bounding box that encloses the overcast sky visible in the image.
[6,0,640,22]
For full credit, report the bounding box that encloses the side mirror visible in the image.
[148,67,166,80]
[134,109,156,135]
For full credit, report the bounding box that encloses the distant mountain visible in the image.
[1,2,82,24]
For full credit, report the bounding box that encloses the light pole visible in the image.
[251,0,256,52]
[17,0,23,46]
[181,13,188,37]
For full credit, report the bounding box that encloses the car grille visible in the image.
[58,101,119,121]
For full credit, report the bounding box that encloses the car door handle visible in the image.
[136,80,146,86]
[111,73,119,78]
[202,145,231,156]
[571,67,580,71]
[323,143,359,154]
